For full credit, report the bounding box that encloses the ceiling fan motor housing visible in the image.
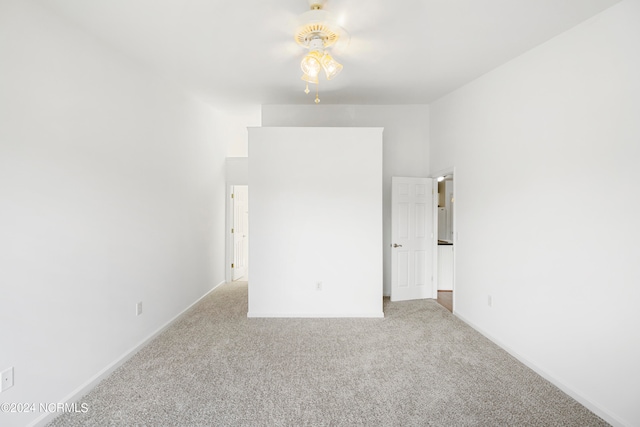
[294,8,341,49]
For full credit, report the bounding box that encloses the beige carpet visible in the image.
[48,281,608,426]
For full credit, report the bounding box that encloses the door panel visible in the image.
[398,251,409,287]
[415,250,427,286]
[391,177,435,301]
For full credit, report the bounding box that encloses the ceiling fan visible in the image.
[294,0,349,103]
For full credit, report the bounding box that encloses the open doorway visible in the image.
[435,172,454,312]
[231,185,248,282]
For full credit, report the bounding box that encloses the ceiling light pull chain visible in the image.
[315,81,320,103]
[304,82,310,94]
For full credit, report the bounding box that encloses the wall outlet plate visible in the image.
[1,367,14,392]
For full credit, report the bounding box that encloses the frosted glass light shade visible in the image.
[300,51,323,77]
[301,73,319,84]
[321,52,343,80]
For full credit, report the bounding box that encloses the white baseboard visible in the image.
[247,311,384,318]
[454,312,625,427]
[30,280,226,427]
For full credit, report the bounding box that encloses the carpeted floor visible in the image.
[48,281,608,426]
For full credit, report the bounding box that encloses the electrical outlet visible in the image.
[316,282,322,291]
[487,295,493,307]
[1,367,14,392]
[136,301,143,316]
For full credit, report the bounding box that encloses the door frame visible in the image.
[432,166,456,312]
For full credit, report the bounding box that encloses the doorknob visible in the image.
[392,243,403,248]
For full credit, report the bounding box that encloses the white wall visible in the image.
[215,105,261,158]
[262,105,429,296]
[0,2,226,426]
[225,157,249,185]
[429,1,640,425]
[248,127,383,317]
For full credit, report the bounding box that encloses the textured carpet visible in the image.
[48,282,608,426]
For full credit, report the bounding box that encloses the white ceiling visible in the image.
[37,0,620,105]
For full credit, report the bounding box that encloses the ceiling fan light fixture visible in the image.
[294,0,347,102]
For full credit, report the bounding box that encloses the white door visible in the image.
[391,177,436,301]
[232,185,249,280]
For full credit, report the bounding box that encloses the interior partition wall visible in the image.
[248,127,384,317]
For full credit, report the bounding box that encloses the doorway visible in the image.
[231,185,249,281]
[435,171,454,312]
